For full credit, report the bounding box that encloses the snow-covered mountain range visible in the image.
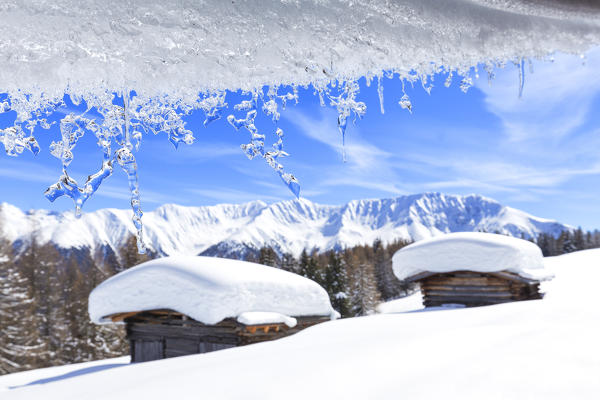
[0,193,568,259]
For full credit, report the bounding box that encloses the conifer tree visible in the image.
[346,247,381,316]
[118,234,151,272]
[258,246,278,267]
[298,249,322,285]
[324,251,351,317]
[0,240,46,374]
[278,252,298,273]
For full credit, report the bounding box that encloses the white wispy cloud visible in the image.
[141,140,241,164]
[477,48,600,144]
[0,160,58,184]
[283,108,407,195]
[186,187,285,203]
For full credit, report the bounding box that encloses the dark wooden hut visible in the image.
[404,270,543,307]
[89,256,339,363]
[392,232,552,308]
[106,310,329,363]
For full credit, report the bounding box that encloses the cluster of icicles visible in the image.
[0,62,524,253]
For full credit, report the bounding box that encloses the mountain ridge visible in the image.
[0,193,570,259]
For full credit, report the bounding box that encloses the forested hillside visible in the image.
[1,229,599,375]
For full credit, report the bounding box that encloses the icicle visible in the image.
[399,94,412,113]
[528,59,534,74]
[264,128,300,198]
[327,80,366,163]
[338,113,348,162]
[421,74,433,95]
[484,62,495,86]
[518,58,525,98]
[119,91,145,254]
[398,80,412,113]
[377,75,384,114]
[45,112,106,216]
[227,94,299,197]
[115,146,146,254]
[444,71,453,88]
[459,76,473,93]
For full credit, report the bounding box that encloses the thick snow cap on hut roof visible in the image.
[392,232,552,282]
[89,256,339,325]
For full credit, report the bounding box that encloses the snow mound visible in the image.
[392,232,552,281]
[237,312,297,328]
[376,292,425,314]
[88,256,338,325]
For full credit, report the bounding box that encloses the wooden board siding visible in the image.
[418,271,543,307]
[132,340,164,362]
[123,310,329,363]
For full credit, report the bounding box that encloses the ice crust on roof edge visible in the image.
[392,232,553,281]
[0,0,598,97]
[1,0,599,252]
[88,256,339,325]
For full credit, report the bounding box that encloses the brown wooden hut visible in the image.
[403,270,543,307]
[89,256,339,363]
[105,310,329,363]
[392,232,553,308]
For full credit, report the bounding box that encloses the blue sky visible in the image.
[1,48,600,230]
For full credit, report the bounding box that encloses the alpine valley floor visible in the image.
[1,249,599,399]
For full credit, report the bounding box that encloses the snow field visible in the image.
[3,249,599,399]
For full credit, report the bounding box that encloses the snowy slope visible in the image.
[0,193,568,258]
[2,249,599,399]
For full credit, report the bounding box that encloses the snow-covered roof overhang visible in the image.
[88,256,339,325]
[392,232,553,282]
[1,0,599,97]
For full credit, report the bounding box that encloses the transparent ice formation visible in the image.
[0,0,599,252]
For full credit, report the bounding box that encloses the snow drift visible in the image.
[392,232,552,281]
[88,256,339,325]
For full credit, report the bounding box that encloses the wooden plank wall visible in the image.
[125,311,328,362]
[420,271,542,307]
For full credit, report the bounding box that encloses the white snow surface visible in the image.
[237,312,297,328]
[0,357,129,393]
[0,193,569,258]
[392,232,552,281]
[0,0,599,99]
[376,292,425,314]
[88,256,338,325]
[3,249,600,399]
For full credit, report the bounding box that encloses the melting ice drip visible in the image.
[0,61,526,253]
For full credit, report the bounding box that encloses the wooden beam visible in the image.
[109,311,141,323]
[488,271,538,284]
[405,271,437,283]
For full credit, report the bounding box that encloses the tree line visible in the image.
[0,235,150,375]
[247,238,414,318]
[534,228,600,256]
